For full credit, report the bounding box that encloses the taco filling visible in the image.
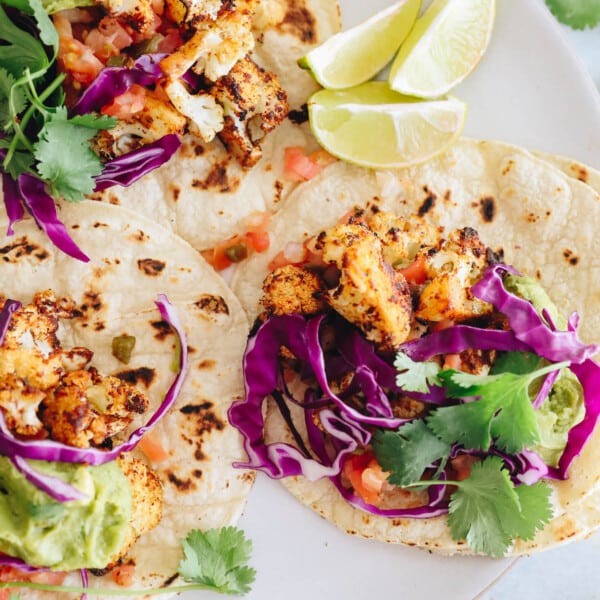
[0,288,185,580]
[229,207,600,557]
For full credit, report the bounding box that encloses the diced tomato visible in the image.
[245,230,270,253]
[111,563,136,587]
[157,29,184,53]
[101,84,146,119]
[267,241,306,271]
[55,13,105,85]
[442,353,462,371]
[283,146,323,182]
[84,28,118,61]
[138,430,169,463]
[398,256,428,285]
[202,235,248,271]
[450,454,478,481]
[0,566,66,598]
[432,318,455,332]
[342,452,388,506]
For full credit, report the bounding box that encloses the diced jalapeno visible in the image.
[225,244,249,263]
[112,335,136,364]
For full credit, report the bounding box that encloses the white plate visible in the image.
[185,1,600,599]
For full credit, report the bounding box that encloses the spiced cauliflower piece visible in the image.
[160,0,257,81]
[94,96,187,158]
[316,223,413,350]
[165,0,227,26]
[261,265,326,317]
[367,211,439,267]
[40,368,149,449]
[416,227,493,322]
[95,0,156,34]
[111,453,163,564]
[209,56,288,167]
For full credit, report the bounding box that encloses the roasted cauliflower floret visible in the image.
[261,265,326,317]
[209,56,288,167]
[94,96,187,158]
[160,0,256,81]
[112,453,163,562]
[0,374,46,436]
[40,369,149,448]
[416,227,493,322]
[367,211,439,267]
[163,80,224,142]
[165,0,226,26]
[316,224,413,350]
[95,0,156,34]
[252,0,285,29]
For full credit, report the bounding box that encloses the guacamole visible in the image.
[0,457,131,570]
[504,274,585,466]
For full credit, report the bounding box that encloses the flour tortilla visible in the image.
[0,201,251,594]
[91,0,341,251]
[231,137,600,555]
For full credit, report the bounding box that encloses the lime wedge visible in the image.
[389,0,495,98]
[298,0,422,90]
[308,81,467,169]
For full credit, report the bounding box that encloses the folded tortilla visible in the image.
[231,137,600,555]
[92,0,341,251]
[0,201,251,594]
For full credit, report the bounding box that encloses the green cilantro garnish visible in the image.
[373,420,450,487]
[394,351,441,393]
[179,527,256,595]
[447,457,553,557]
[545,0,600,30]
[0,527,256,596]
[370,349,565,556]
[0,0,116,199]
[429,360,569,453]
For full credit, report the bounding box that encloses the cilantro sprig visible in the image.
[372,350,565,556]
[0,0,115,199]
[545,0,600,30]
[0,527,256,596]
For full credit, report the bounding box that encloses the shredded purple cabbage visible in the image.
[94,134,181,191]
[80,568,89,600]
[0,299,20,346]
[0,554,48,573]
[17,174,89,262]
[472,264,599,363]
[72,55,167,116]
[400,325,531,362]
[10,455,89,503]
[0,294,187,469]
[1,169,24,236]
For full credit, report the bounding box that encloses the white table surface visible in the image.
[480,10,600,600]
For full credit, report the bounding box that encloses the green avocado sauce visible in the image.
[0,457,131,570]
[504,274,585,466]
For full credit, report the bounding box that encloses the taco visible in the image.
[1,0,339,261]
[0,201,251,595]
[89,0,341,255]
[228,138,600,557]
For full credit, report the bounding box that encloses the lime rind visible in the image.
[308,83,468,169]
[389,0,496,98]
[299,0,422,90]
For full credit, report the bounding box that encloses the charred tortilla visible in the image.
[0,201,251,594]
[230,138,600,555]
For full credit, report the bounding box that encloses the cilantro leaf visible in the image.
[447,457,554,556]
[179,527,256,595]
[394,351,441,393]
[447,457,520,557]
[0,67,26,129]
[373,420,450,487]
[491,351,545,376]
[68,113,117,130]
[0,4,49,77]
[545,0,600,30]
[33,109,106,201]
[428,362,567,454]
[28,0,58,51]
